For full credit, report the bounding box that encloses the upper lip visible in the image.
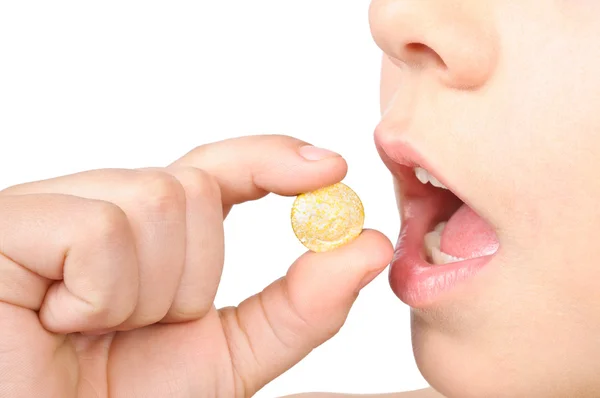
[373,122,499,239]
[373,123,456,198]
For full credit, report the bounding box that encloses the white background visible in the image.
[0,1,427,396]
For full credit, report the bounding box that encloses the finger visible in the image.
[218,229,394,396]
[159,167,225,323]
[0,194,139,333]
[171,135,347,215]
[1,169,188,329]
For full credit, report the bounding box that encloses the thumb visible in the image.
[218,229,394,396]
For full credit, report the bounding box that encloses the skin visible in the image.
[371,0,600,397]
[2,1,600,398]
[308,0,600,397]
[0,136,394,397]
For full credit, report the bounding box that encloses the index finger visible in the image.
[170,135,348,207]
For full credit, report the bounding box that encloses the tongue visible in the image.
[440,204,499,259]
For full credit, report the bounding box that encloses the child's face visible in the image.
[371,1,600,397]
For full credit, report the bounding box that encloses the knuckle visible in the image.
[111,298,136,324]
[185,134,302,156]
[87,204,138,319]
[91,200,131,244]
[175,167,221,204]
[83,296,114,322]
[254,134,308,150]
[65,201,138,329]
[86,300,133,328]
[266,134,304,144]
[136,171,186,217]
[187,143,209,158]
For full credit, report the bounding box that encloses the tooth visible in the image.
[429,175,448,190]
[434,222,447,234]
[431,247,454,265]
[414,167,429,184]
[424,230,441,258]
[431,247,445,265]
[431,247,465,265]
[414,167,449,190]
[441,251,464,264]
[425,222,466,265]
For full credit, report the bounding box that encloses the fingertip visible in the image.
[305,229,393,267]
[289,229,394,297]
[258,146,348,197]
[353,229,395,265]
[349,230,395,290]
[173,135,350,202]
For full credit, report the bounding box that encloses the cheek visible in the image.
[496,11,600,244]
[434,4,600,247]
[380,55,402,114]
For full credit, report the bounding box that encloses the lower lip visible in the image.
[389,196,495,308]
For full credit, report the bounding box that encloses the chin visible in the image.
[410,308,600,398]
[411,314,503,398]
[409,301,492,397]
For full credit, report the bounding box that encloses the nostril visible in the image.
[405,43,447,70]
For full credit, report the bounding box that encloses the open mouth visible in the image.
[414,166,500,265]
[375,134,500,307]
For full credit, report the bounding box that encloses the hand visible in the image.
[0,135,393,398]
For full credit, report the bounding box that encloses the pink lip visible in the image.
[389,193,494,307]
[374,128,454,199]
[374,128,496,308]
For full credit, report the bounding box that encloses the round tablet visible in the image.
[291,182,364,252]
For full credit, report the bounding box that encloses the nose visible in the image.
[369,0,498,89]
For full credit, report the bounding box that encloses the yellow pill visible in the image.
[291,182,364,252]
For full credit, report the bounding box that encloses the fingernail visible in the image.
[298,145,341,161]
